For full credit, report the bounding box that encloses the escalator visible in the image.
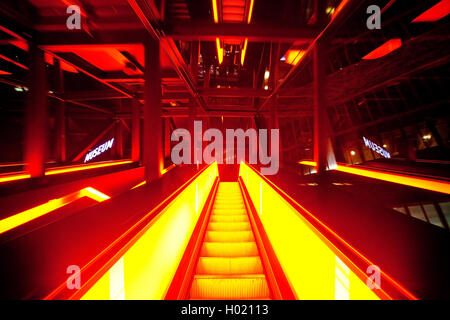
[50,163,415,300]
[189,182,270,299]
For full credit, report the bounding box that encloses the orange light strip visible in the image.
[247,0,255,24]
[241,0,255,66]
[212,0,219,23]
[212,0,223,64]
[298,161,450,195]
[0,173,31,183]
[0,187,110,234]
[0,160,132,184]
[216,38,224,64]
[241,38,248,65]
[298,160,317,167]
[131,181,146,190]
[82,187,111,202]
[245,163,418,300]
[45,160,132,176]
[336,164,450,195]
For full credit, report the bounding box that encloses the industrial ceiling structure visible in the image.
[0,0,448,167]
[0,0,449,302]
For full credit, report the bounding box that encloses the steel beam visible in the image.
[25,43,48,178]
[258,0,361,112]
[166,22,319,43]
[127,0,207,113]
[143,38,164,181]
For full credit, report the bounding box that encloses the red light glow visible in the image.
[412,0,450,22]
[0,187,110,234]
[243,163,418,300]
[45,160,132,176]
[298,161,450,195]
[362,39,402,60]
[285,50,306,65]
[216,38,224,64]
[0,160,132,184]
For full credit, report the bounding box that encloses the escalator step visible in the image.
[200,242,259,257]
[196,256,264,274]
[210,214,249,222]
[212,208,247,215]
[204,230,254,242]
[214,204,245,210]
[207,222,251,231]
[214,200,243,205]
[190,275,270,300]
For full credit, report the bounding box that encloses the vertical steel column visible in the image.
[313,39,329,174]
[269,43,280,130]
[190,41,200,85]
[54,59,66,163]
[143,39,163,181]
[25,43,48,178]
[131,99,141,162]
[189,41,200,164]
[115,100,124,159]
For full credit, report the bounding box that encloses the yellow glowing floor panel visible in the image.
[189,182,271,300]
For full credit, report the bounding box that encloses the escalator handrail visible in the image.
[165,177,220,299]
[238,176,297,300]
[45,164,213,300]
[243,163,418,300]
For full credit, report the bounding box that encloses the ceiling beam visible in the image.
[333,99,448,137]
[166,22,319,43]
[278,35,450,110]
[199,88,271,97]
[127,0,207,113]
[258,0,361,111]
[60,90,191,101]
[42,51,134,99]
[37,30,148,47]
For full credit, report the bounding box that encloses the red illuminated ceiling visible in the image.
[213,0,254,65]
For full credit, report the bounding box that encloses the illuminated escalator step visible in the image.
[210,214,249,222]
[214,200,243,205]
[212,208,247,215]
[204,230,254,242]
[196,256,264,275]
[200,242,259,257]
[190,275,270,300]
[207,222,251,231]
[214,203,245,210]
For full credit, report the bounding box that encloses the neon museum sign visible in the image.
[84,138,115,163]
[363,136,390,159]
[171,121,279,175]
